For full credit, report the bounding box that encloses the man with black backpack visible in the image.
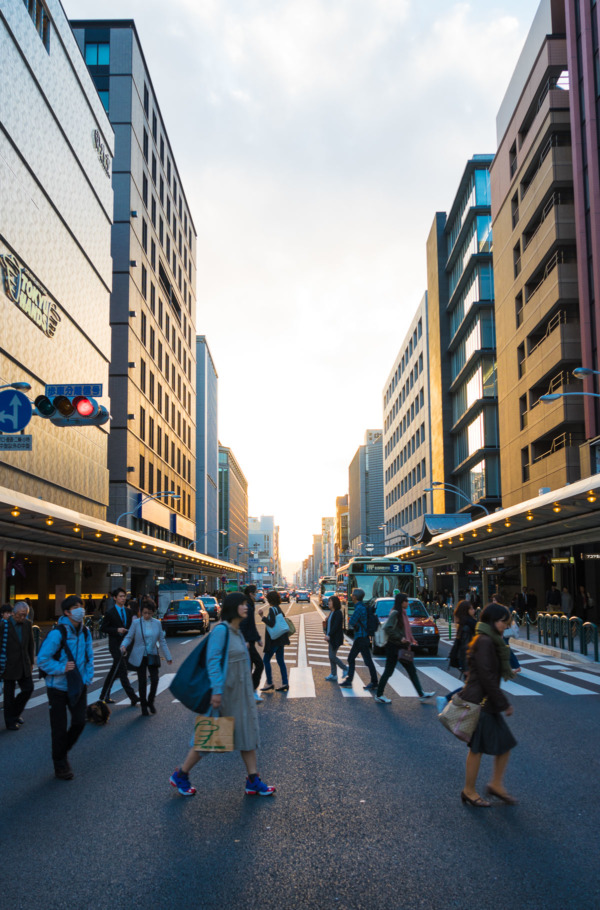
[37,595,94,780]
[339,588,379,691]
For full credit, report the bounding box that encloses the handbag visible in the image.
[438,693,485,743]
[286,617,296,635]
[268,607,290,640]
[193,709,234,752]
[140,620,161,668]
[374,625,388,648]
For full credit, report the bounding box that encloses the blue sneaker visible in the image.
[245,775,276,797]
[170,768,196,797]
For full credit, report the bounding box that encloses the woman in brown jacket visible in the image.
[460,603,518,807]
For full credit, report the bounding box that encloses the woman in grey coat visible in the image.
[121,604,172,715]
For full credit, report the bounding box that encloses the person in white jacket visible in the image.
[121,604,172,715]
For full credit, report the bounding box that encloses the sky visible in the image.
[65,0,542,578]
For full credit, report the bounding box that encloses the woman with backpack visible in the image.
[120,602,172,715]
[258,590,289,692]
[169,592,276,798]
[324,595,348,681]
[374,593,434,704]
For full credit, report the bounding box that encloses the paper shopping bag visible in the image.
[193,714,235,752]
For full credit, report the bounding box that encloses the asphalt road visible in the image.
[1,599,599,910]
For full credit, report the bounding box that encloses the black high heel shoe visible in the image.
[275,685,289,692]
[461,790,491,807]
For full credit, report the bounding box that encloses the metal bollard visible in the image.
[448,620,452,640]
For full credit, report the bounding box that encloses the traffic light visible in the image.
[34,394,109,427]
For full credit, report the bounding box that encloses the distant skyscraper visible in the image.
[348,431,384,555]
[196,336,218,555]
[218,445,248,565]
[335,495,349,563]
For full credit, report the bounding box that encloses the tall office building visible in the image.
[218,445,248,566]
[565,1,600,465]
[382,295,432,549]
[321,517,335,577]
[195,336,218,556]
[490,0,583,504]
[348,430,384,555]
[312,534,323,586]
[72,20,197,545]
[427,156,501,517]
[249,515,278,586]
[1,0,113,611]
[335,494,349,564]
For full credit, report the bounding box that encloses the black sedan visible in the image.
[199,596,220,621]
[161,599,209,635]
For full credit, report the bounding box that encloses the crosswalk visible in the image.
[3,614,600,717]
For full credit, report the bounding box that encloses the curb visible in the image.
[436,620,598,667]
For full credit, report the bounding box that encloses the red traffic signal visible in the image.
[34,394,109,427]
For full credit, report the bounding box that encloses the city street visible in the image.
[1,599,600,910]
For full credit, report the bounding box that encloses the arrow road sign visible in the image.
[0,390,32,433]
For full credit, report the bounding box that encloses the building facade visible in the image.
[490,0,584,505]
[195,336,218,556]
[321,517,335,577]
[348,430,384,555]
[72,19,197,545]
[335,494,349,565]
[0,0,114,610]
[382,295,432,548]
[218,445,248,568]
[427,157,501,517]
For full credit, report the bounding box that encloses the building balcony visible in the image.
[518,142,573,229]
[520,203,575,280]
[521,261,578,332]
[528,442,580,490]
[526,392,585,439]
[521,315,581,389]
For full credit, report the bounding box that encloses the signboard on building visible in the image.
[0,248,61,338]
[92,129,111,177]
[0,434,32,451]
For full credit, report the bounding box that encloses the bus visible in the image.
[336,557,418,631]
[319,576,337,596]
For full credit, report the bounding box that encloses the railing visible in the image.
[521,134,562,200]
[523,192,561,251]
[533,431,573,463]
[525,249,565,302]
[528,308,567,357]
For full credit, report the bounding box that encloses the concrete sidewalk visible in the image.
[436,619,600,668]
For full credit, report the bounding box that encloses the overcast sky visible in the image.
[66,0,541,578]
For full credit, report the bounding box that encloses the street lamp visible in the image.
[426,482,490,516]
[188,529,226,550]
[540,392,600,401]
[385,526,417,551]
[0,382,32,391]
[116,490,180,525]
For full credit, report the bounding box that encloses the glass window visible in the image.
[98,91,109,112]
[467,413,484,455]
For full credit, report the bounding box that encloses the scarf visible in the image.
[400,607,417,646]
[475,621,514,680]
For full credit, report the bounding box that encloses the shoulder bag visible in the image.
[140,621,161,668]
[268,607,290,640]
[286,617,296,635]
[438,693,486,743]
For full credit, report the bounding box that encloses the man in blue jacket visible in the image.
[37,594,94,780]
[339,588,379,690]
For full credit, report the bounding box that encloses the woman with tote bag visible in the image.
[258,590,290,693]
[121,603,172,715]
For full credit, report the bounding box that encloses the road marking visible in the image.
[287,615,316,698]
[115,673,175,705]
[384,667,419,697]
[518,667,598,695]
[338,667,371,697]
[560,670,600,686]
[418,667,465,690]
[500,678,541,695]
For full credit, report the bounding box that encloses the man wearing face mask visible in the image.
[37,595,94,780]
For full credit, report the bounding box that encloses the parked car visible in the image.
[199,595,220,621]
[320,590,336,609]
[295,590,310,603]
[372,597,439,655]
[161,599,209,636]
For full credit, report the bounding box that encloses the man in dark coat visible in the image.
[240,585,264,701]
[1,602,35,730]
[99,588,138,705]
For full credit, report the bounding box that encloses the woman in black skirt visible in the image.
[460,603,518,807]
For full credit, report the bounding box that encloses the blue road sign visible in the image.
[45,384,102,398]
[0,435,32,451]
[0,390,32,433]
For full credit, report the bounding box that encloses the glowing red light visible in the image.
[73,396,95,417]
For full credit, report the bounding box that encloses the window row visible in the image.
[387,495,427,530]
[384,318,423,405]
[385,458,427,509]
[24,0,51,52]
[385,392,425,459]
[141,178,193,312]
[141,272,193,374]
[140,360,192,446]
[139,455,191,518]
[140,407,192,482]
[385,356,424,434]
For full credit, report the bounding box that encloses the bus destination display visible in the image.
[353,562,414,574]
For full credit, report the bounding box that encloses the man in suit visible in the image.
[99,588,139,705]
[1,601,35,730]
[512,586,529,618]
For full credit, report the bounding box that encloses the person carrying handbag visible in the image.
[374,593,434,704]
[121,603,172,716]
[258,590,289,692]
